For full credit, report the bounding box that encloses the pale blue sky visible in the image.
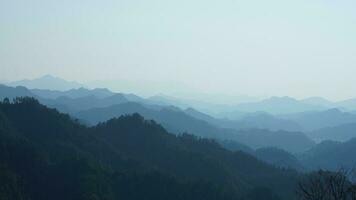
[1,0,356,100]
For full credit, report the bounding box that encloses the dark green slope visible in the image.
[0,98,299,200]
[93,115,299,198]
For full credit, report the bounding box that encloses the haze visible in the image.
[1,0,356,100]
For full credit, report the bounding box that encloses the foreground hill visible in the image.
[76,102,315,153]
[0,97,300,200]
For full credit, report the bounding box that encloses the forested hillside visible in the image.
[0,97,300,200]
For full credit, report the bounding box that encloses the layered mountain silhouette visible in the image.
[184,108,302,132]
[31,87,114,99]
[75,102,315,153]
[310,122,356,142]
[300,97,334,107]
[0,97,299,200]
[283,108,356,131]
[41,94,128,112]
[0,84,35,99]
[217,96,356,118]
[0,84,322,153]
[3,80,356,151]
[336,98,356,111]
[3,75,356,199]
[8,74,356,113]
[232,96,325,115]
[0,84,149,113]
[8,74,83,91]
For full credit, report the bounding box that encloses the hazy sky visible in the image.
[1,0,356,100]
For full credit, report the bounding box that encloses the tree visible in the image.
[3,98,10,104]
[297,169,356,200]
[348,185,356,200]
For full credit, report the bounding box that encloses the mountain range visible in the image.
[75,102,314,153]
[0,97,299,200]
[309,122,356,142]
[8,74,83,91]
[282,108,356,131]
[3,76,356,200]
[0,84,315,153]
[3,76,356,169]
[2,82,356,152]
[8,75,356,113]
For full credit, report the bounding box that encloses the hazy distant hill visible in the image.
[233,96,325,115]
[148,95,253,116]
[300,97,334,107]
[41,94,128,112]
[31,87,151,105]
[310,122,356,142]
[336,98,356,111]
[185,108,302,132]
[226,96,356,115]
[148,95,191,108]
[284,108,356,131]
[184,107,221,124]
[215,110,249,120]
[0,84,36,99]
[215,96,331,122]
[31,87,114,99]
[8,74,83,91]
[217,96,353,119]
[0,84,157,113]
[234,112,302,132]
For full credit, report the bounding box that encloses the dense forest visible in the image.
[0,97,301,200]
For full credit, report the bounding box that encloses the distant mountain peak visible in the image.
[8,74,83,91]
[234,96,325,115]
[41,74,58,79]
[301,97,333,106]
[264,96,298,103]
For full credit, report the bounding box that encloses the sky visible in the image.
[1,0,356,100]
